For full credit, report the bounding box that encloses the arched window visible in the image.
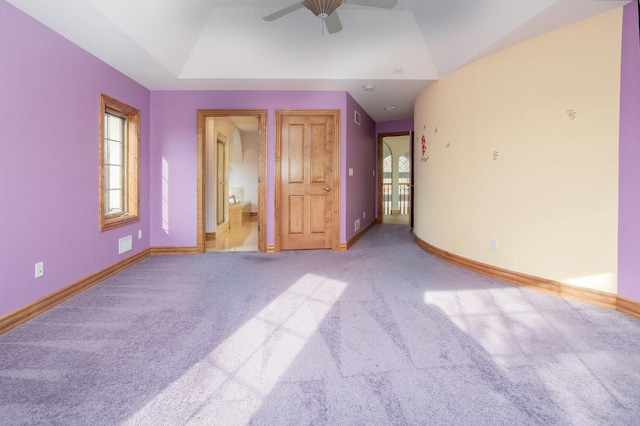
[398,154,410,183]
[383,143,392,183]
[383,155,392,176]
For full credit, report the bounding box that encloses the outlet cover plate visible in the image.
[35,262,44,278]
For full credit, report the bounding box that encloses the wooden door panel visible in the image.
[310,123,328,183]
[287,124,304,183]
[310,195,326,234]
[280,112,337,250]
[288,195,304,234]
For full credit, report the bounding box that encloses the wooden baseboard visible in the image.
[413,234,640,319]
[266,244,276,253]
[616,295,640,319]
[205,232,216,241]
[0,248,151,335]
[149,246,199,255]
[337,242,348,251]
[347,220,376,249]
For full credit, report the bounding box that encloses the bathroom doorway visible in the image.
[196,110,267,253]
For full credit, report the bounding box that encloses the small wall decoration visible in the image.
[567,109,578,120]
[493,150,500,160]
[421,134,429,162]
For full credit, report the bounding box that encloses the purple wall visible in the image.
[345,94,377,240]
[149,91,349,247]
[0,1,151,317]
[375,118,414,137]
[618,1,640,302]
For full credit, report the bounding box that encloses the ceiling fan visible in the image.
[263,0,398,34]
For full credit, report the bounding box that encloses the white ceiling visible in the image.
[8,0,630,121]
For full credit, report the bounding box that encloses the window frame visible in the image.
[99,94,140,231]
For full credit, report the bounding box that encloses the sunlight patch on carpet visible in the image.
[124,273,347,424]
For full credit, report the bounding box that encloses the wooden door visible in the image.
[278,111,338,250]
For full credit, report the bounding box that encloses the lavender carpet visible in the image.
[1,224,639,425]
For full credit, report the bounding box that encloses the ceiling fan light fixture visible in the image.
[303,0,343,18]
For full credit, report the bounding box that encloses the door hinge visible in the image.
[258,177,261,183]
[258,225,260,232]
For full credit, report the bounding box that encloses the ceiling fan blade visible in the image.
[325,11,343,34]
[343,0,397,8]
[263,1,305,21]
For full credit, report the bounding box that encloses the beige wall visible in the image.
[230,131,259,213]
[413,8,622,293]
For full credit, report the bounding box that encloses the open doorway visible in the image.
[196,110,267,253]
[377,131,413,227]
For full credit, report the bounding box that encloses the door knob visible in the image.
[323,186,331,192]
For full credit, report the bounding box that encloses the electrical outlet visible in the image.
[490,238,498,251]
[363,211,366,219]
[35,262,44,278]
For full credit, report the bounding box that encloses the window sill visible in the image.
[101,214,139,232]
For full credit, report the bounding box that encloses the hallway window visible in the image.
[383,152,392,215]
[99,94,140,231]
[398,154,410,214]
[398,154,409,177]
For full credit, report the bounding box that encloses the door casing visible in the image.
[196,109,267,253]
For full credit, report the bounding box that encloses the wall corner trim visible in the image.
[0,248,151,335]
[413,234,639,319]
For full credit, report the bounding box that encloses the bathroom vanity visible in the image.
[229,201,248,228]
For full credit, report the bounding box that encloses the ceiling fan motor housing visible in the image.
[303,0,343,18]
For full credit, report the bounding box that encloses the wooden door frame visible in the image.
[377,131,412,225]
[196,109,267,253]
[275,109,341,252]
